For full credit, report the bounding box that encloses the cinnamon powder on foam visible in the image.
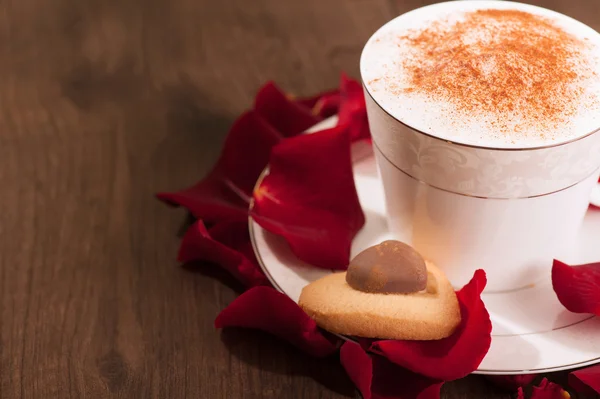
[380,9,597,140]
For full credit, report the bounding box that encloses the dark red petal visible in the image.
[340,341,373,399]
[371,270,492,381]
[340,342,443,399]
[337,73,371,142]
[296,89,342,119]
[254,82,322,137]
[295,88,338,109]
[157,111,282,222]
[251,126,365,269]
[552,259,600,315]
[569,364,600,395]
[214,286,340,357]
[157,173,249,222]
[485,374,538,391]
[517,387,525,399]
[371,358,443,399]
[413,383,443,399]
[217,111,283,194]
[178,220,269,287]
[530,378,571,399]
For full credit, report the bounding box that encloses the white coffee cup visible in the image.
[360,1,600,292]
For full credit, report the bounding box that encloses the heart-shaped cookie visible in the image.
[298,240,461,340]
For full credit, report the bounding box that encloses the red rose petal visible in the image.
[371,270,492,381]
[340,341,443,399]
[157,111,282,222]
[157,172,249,222]
[337,73,371,142]
[295,88,337,109]
[569,364,600,395]
[214,286,340,357]
[296,89,341,119]
[311,92,341,119]
[178,220,268,287]
[340,341,373,399]
[485,374,538,391]
[530,378,571,399]
[371,358,443,399]
[216,112,283,195]
[251,125,365,269]
[254,82,322,137]
[552,259,600,316]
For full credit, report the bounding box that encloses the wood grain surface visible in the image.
[1,0,598,398]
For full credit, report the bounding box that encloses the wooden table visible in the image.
[3,0,598,397]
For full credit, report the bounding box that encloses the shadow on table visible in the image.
[220,328,356,397]
[181,261,247,294]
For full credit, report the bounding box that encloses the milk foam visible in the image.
[360,1,600,148]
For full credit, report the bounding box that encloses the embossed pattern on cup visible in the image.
[365,92,600,199]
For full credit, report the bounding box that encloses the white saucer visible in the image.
[249,117,600,375]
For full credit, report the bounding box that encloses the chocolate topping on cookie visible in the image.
[346,240,427,294]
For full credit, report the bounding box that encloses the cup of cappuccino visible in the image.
[360,1,600,292]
